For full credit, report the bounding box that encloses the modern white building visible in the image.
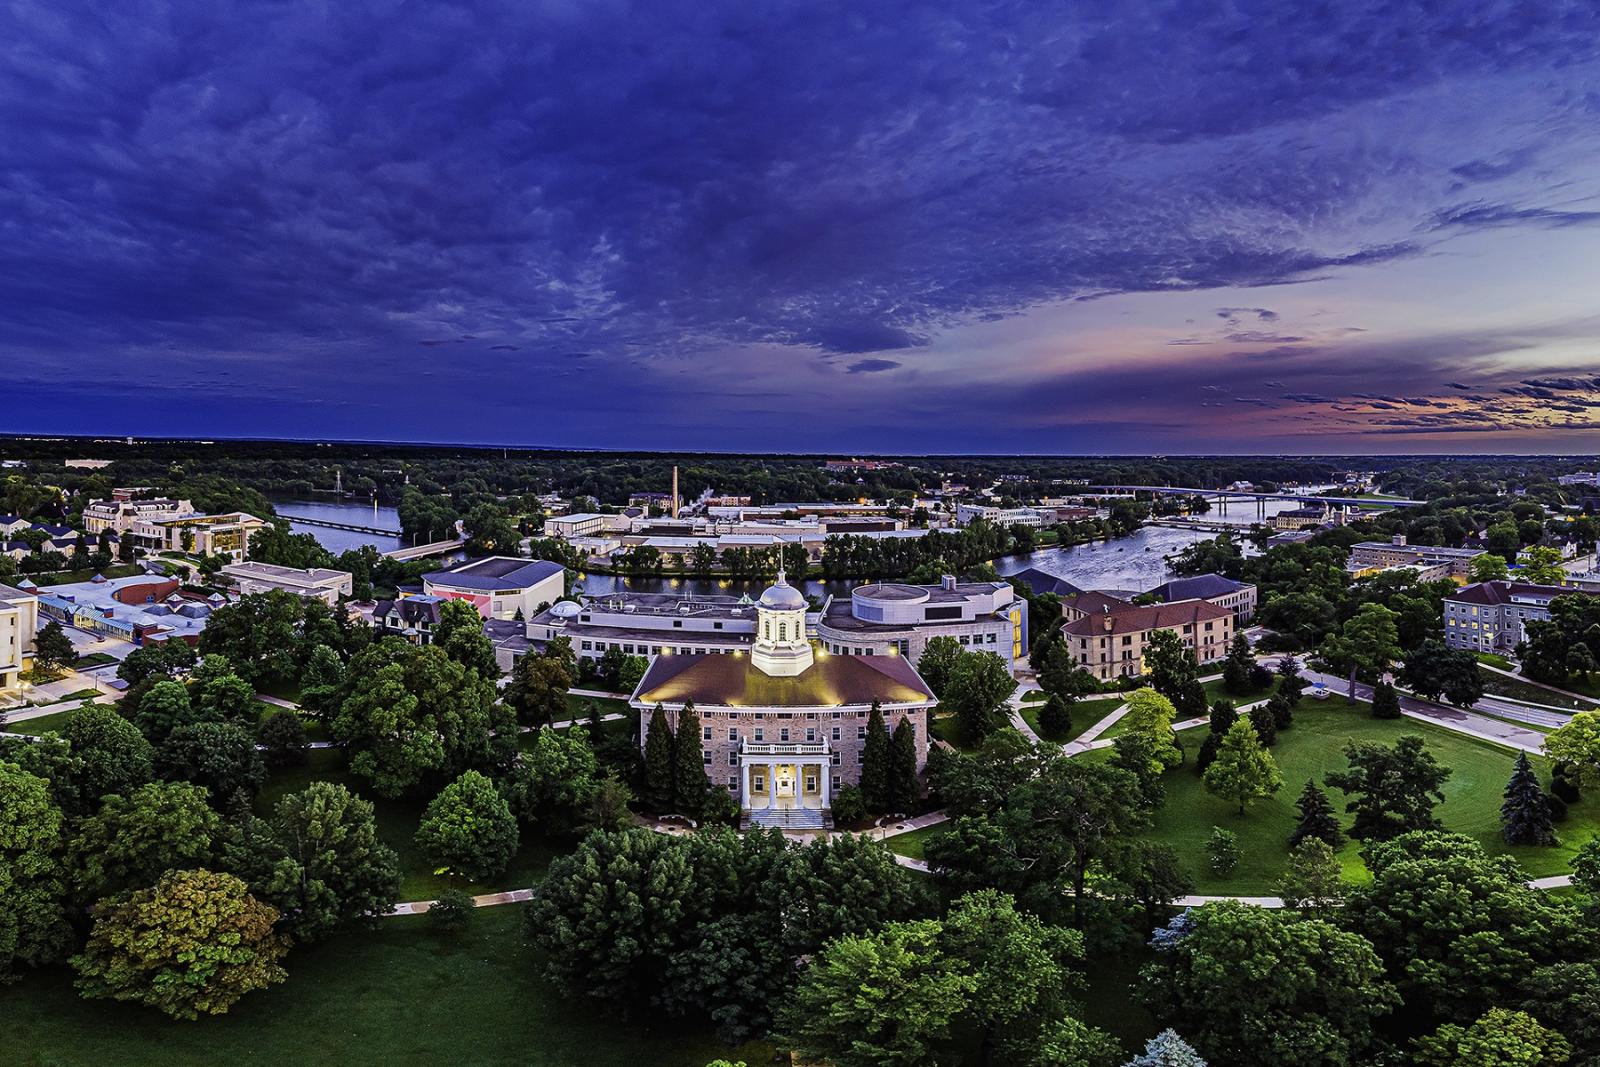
[545,513,630,540]
[129,512,268,559]
[421,556,565,620]
[0,582,40,696]
[954,503,1047,528]
[1347,535,1483,581]
[629,573,937,829]
[527,590,762,659]
[220,561,353,605]
[816,576,1027,669]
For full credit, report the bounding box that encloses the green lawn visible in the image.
[882,823,950,860]
[0,903,774,1067]
[1125,703,1600,894]
[1020,695,1123,743]
[1477,667,1593,711]
[6,709,79,734]
[30,564,144,587]
[73,651,119,669]
[1475,651,1514,671]
[562,693,629,720]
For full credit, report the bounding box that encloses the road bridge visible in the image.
[384,538,466,561]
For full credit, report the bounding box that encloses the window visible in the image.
[672,620,682,628]
[713,621,723,629]
[780,728,790,742]
[727,777,737,789]
[753,775,765,791]
[701,751,711,765]
[805,727,816,742]
[754,727,764,741]
[856,752,864,764]
[728,727,739,740]
[703,726,712,740]
[831,751,841,765]
[831,726,840,740]
[728,752,738,766]
[857,725,867,739]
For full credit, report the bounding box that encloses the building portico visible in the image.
[741,741,831,813]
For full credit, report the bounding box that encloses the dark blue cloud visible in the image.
[3,0,1600,449]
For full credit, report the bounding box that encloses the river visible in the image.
[272,498,405,554]
[275,492,1317,594]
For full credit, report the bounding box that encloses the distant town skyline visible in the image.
[6,2,1600,453]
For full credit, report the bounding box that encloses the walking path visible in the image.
[1299,669,1548,754]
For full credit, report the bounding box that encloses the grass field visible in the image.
[7,708,80,734]
[883,823,949,860]
[0,903,774,1067]
[30,564,145,587]
[1020,695,1124,743]
[1120,703,1599,894]
[73,651,119,669]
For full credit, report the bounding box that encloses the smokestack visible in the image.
[672,465,680,519]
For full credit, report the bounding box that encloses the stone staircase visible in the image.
[745,807,828,831]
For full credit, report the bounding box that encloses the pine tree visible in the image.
[1277,656,1306,705]
[1371,680,1402,720]
[642,705,674,811]
[1267,691,1294,731]
[1222,634,1254,694]
[1125,1029,1208,1067]
[1037,693,1073,740]
[1247,702,1277,746]
[859,702,891,812]
[888,717,919,812]
[671,701,708,817]
[1195,731,1222,776]
[1288,780,1344,849]
[1207,699,1237,735]
[1501,752,1558,846]
[584,699,603,745]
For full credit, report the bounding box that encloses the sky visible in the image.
[5,1,1600,455]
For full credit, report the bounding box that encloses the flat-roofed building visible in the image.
[954,503,1046,528]
[220,561,353,605]
[545,513,630,540]
[816,576,1027,669]
[422,556,565,620]
[1443,580,1568,654]
[130,512,268,560]
[0,582,39,696]
[1062,599,1234,682]
[528,590,761,659]
[1347,535,1482,580]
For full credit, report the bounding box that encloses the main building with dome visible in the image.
[628,572,937,829]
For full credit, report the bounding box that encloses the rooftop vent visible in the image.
[940,574,956,591]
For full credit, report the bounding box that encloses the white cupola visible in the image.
[751,570,813,677]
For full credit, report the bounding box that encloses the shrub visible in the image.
[427,889,476,933]
[830,784,867,826]
[1206,828,1240,876]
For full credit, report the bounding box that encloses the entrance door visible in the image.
[775,766,795,798]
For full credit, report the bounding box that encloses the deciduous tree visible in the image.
[0,762,71,982]
[415,770,519,881]
[1202,719,1281,815]
[71,869,289,1019]
[1325,736,1450,841]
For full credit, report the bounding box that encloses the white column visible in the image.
[819,758,831,808]
[740,759,751,811]
[766,763,776,809]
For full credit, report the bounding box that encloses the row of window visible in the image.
[703,722,887,743]
[706,749,850,767]
[727,775,843,793]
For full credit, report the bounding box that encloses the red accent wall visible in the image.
[112,578,180,605]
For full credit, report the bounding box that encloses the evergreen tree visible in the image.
[888,717,919,812]
[643,705,674,811]
[671,701,708,816]
[1207,699,1237,734]
[584,699,603,745]
[1266,691,1294,731]
[1037,693,1073,740]
[1277,657,1306,706]
[1501,752,1557,846]
[859,702,891,812]
[1371,680,1402,720]
[1247,702,1277,747]
[1124,1029,1208,1067]
[1195,732,1222,776]
[1288,780,1344,849]
[1221,634,1253,694]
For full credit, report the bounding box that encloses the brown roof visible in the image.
[1446,580,1568,606]
[632,648,936,709]
[1061,598,1231,638]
